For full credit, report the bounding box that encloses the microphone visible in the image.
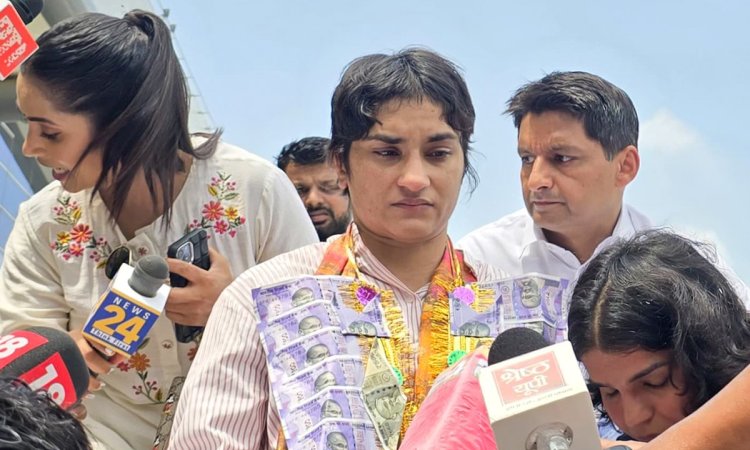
[82,255,171,357]
[8,0,43,24]
[0,0,43,81]
[0,326,88,410]
[488,326,550,365]
[479,327,600,450]
[401,327,552,450]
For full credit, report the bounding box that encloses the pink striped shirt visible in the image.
[170,229,507,449]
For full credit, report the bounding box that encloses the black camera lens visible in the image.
[176,242,194,262]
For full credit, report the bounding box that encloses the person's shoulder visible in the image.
[463,252,510,281]
[190,136,279,174]
[16,182,85,227]
[213,140,276,167]
[622,203,653,231]
[226,242,329,299]
[457,209,531,272]
[191,139,290,193]
[459,208,530,245]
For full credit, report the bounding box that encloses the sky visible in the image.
[157,0,750,281]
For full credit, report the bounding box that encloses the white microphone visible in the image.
[82,255,170,357]
[479,327,600,450]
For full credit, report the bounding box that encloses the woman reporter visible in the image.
[0,10,316,449]
[569,230,750,444]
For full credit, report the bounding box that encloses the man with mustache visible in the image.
[278,137,352,240]
[459,71,750,444]
[459,71,749,305]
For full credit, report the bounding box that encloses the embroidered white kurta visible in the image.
[0,141,318,449]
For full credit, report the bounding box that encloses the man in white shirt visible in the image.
[459,71,749,443]
[459,71,749,302]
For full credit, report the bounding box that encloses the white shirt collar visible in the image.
[519,203,647,264]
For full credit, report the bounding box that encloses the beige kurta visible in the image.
[0,140,318,449]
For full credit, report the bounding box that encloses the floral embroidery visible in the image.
[121,352,165,404]
[130,352,150,372]
[188,171,247,238]
[70,224,93,243]
[68,242,84,257]
[51,196,81,225]
[51,194,112,266]
[214,220,229,235]
[202,200,224,221]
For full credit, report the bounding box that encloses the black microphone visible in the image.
[0,326,88,410]
[488,326,550,365]
[9,0,44,24]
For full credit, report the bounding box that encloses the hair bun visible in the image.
[124,10,156,38]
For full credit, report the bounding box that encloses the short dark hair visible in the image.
[0,378,91,450]
[330,47,478,191]
[21,10,220,226]
[506,71,638,160]
[568,230,750,425]
[276,137,331,171]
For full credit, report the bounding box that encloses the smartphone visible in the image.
[167,228,210,342]
[168,228,210,287]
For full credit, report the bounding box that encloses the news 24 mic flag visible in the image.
[82,259,170,358]
[0,0,39,80]
[479,341,600,450]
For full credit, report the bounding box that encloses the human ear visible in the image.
[615,145,640,187]
[333,152,348,183]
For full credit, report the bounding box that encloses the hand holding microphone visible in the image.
[82,255,170,358]
[401,328,555,450]
[400,345,495,450]
[402,326,607,450]
[68,327,124,393]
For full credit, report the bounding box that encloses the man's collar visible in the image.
[519,205,632,259]
[520,210,548,251]
[610,204,638,237]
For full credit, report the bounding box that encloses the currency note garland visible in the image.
[316,228,496,443]
[255,227,535,449]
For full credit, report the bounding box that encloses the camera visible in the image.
[174,241,194,263]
